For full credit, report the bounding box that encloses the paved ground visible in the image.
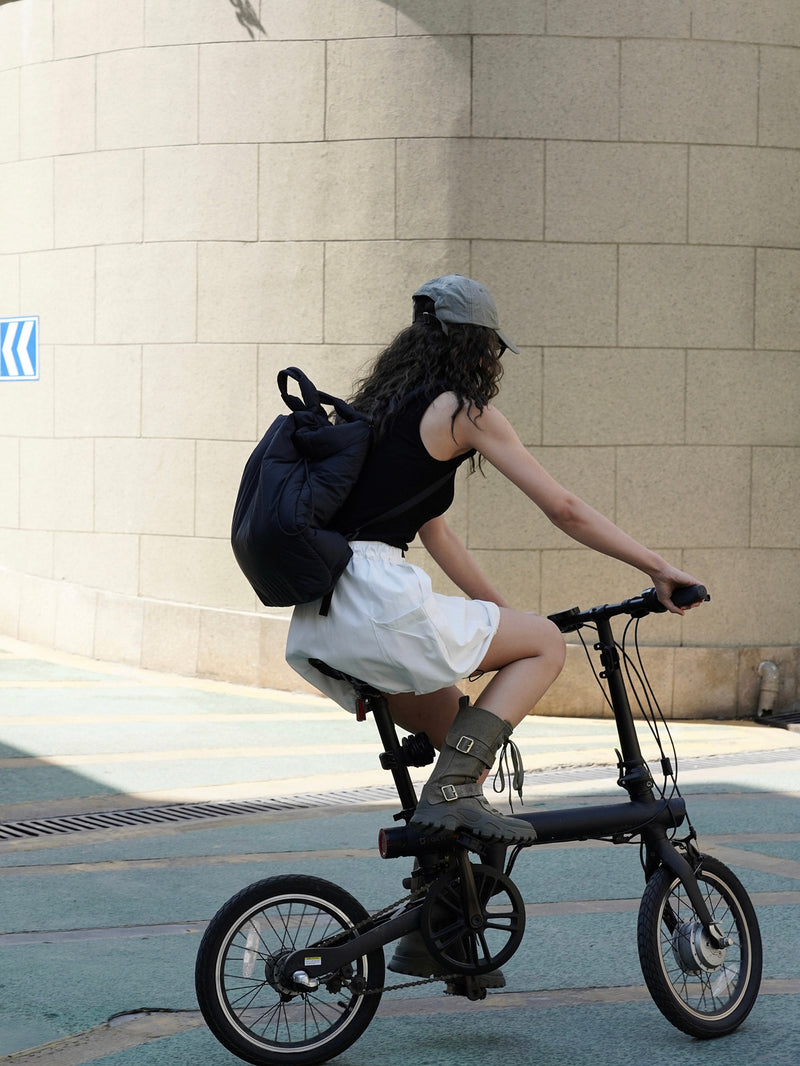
[1,635,799,1066]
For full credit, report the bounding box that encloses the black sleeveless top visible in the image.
[331,390,475,550]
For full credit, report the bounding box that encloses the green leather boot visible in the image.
[410,699,536,845]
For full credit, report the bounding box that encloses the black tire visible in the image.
[195,875,384,1066]
[637,854,762,1038]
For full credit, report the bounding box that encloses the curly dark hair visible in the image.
[349,315,504,442]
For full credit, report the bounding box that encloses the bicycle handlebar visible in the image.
[548,584,709,634]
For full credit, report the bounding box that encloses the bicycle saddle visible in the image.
[308,658,383,699]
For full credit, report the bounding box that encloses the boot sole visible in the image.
[388,958,506,987]
[411,808,536,845]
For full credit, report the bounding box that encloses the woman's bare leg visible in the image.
[388,611,559,845]
[384,609,564,744]
[476,608,566,726]
[385,686,462,749]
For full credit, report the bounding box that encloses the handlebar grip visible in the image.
[672,583,709,609]
[643,584,709,612]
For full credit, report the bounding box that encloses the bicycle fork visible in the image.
[594,615,730,952]
[642,827,731,950]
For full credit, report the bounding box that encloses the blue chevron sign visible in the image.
[0,316,39,380]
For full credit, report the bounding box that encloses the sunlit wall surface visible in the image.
[0,0,798,717]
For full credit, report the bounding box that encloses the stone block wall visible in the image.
[0,0,798,718]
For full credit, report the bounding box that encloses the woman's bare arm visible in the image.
[445,399,702,614]
[418,515,510,607]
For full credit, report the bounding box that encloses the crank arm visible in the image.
[455,848,485,927]
[280,904,421,978]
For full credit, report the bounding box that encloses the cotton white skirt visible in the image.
[285,541,501,714]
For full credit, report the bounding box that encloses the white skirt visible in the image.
[285,541,501,714]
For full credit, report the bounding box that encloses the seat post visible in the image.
[365,692,419,819]
[306,660,425,820]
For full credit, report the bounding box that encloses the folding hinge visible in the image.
[595,642,619,679]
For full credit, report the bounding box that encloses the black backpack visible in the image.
[231,367,449,613]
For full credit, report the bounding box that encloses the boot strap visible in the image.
[440,782,483,803]
[446,731,495,767]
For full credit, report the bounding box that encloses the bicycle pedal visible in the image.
[445,976,488,1001]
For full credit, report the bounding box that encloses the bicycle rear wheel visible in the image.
[195,875,384,1066]
[637,854,761,1038]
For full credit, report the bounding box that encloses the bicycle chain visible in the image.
[316,887,422,948]
[368,972,457,995]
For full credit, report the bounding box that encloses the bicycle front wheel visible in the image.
[637,854,761,1038]
[195,875,384,1066]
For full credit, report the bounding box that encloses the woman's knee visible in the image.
[542,617,567,677]
[481,609,566,673]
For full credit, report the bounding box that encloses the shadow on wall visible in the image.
[228,0,266,39]
[0,0,265,28]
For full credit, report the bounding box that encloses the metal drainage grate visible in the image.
[0,769,622,843]
[1,748,797,843]
[0,787,402,843]
[755,708,800,728]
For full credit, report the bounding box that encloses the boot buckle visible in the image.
[456,736,474,754]
[440,784,460,802]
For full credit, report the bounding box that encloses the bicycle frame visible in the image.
[199,581,762,1059]
[286,586,726,979]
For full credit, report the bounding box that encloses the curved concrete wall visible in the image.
[0,0,798,717]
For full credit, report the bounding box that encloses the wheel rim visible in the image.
[656,869,751,1020]
[214,893,375,1054]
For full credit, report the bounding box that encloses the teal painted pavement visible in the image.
[1,637,799,1065]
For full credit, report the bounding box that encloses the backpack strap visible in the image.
[278,367,366,425]
[347,470,454,539]
[318,473,455,617]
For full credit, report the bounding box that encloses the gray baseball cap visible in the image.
[412,274,519,353]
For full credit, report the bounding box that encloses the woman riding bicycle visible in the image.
[286,274,702,848]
